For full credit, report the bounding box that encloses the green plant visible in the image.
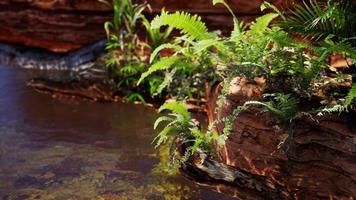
[139,0,341,99]
[137,10,219,99]
[280,0,356,46]
[278,0,356,108]
[153,101,219,166]
[101,0,148,100]
[100,0,174,102]
[345,84,356,107]
[144,0,356,154]
[103,0,147,67]
[125,92,146,104]
[142,13,173,52]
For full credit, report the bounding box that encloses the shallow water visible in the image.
[0,65,237,200]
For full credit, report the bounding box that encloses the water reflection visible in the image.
[0,65,236,199]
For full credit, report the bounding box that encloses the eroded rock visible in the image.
[0,0,297,52]
[207,77,356,199]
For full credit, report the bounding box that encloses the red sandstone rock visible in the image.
[0,1,111,52]
[207,77,356,199]
[0,0,297,52]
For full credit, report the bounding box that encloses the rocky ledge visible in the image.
[205,77,356,199]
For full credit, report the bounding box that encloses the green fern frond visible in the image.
[249,13,279,35]
[151,11,210,40]
[125,93,146,103]
[154,116,173,130]
[153,101,194,149]
[153,69,176,96]
[120,65,138,75]
[213,0,242,36]
[150,43,181,63]
[159,101,191,121]
[153,126,175,148]
[243,100,284,116]
[345,84,356,107]
[193,39,222,53]
[261,2,285,20]
[104,21,113,38]
[281,0,355,45]
[137,56,180,85]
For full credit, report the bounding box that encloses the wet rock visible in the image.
[180,149,291,200]
[27,79,119,102]
[206,77,356,199]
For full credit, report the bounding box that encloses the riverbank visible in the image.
[1,40,355,199]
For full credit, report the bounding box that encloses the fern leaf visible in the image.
[153,126,174,148]
[261,2,285,20]
[189,127,204,138]
[104,22,113,38]
[213,0,242,37]
[137,56,179,85]
[193,39,221,53]
[125,93,146,104]
[231,20,244,40]
[249,13,279,35]
[154,116,173,130]
[154,69,176,96]
[159,101,191,121]
[150,43,181,63]
[345,84,356,107]
[244,100,284,117]
[151,11,210,40]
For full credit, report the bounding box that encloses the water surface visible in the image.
[0,65,236,200]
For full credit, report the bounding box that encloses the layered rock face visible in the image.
[0,0,295,52]
[0,0,111,52]
[207,77,356,199]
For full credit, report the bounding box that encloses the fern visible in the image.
[153,101,193,149]
[345,84,356,107]
[193,39,222,54]
[146,0,354,159]
[137,56,179,85]
[153,126,176,148]
[154,116,173,130]
[281,0,356,46]
[154,69,176,96]
[249,13,279,35]
[153,101,217,166]
[125,92,146,103]
[150,43,181,63]
[120,65,138,75]
[159,101,191,121]
[213,0,242,36]
[142,13,173,51]
[151,11,210,40]
[261,2,286,20]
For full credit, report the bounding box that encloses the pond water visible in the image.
[0,65,237,200]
